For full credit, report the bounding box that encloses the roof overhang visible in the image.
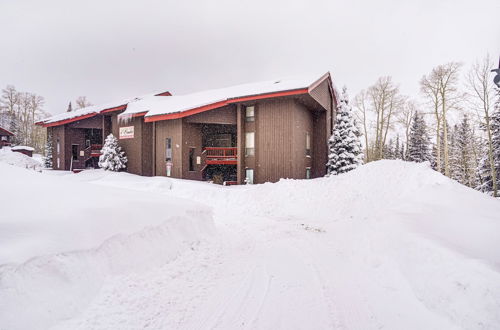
[144,88,310,123]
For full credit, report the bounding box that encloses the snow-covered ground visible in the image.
[1,160,500,329]
[0,147,42,170]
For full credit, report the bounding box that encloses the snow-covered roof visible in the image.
[38,92,171,126]
[39,72,331,126]
[124,74,328,119]
[11,146,35,151]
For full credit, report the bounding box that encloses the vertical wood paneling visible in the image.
[154,119,183,177]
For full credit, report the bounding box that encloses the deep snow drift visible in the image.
[1,160,500,329]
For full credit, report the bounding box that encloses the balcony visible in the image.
[203,147,237,165]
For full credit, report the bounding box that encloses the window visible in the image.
[57,157,60,169]
[245,106,255,122]
[306,132,311,156]
[165,138,172,161]
[1,136,6,141]
[245,132,255,156]
[189,147,195,171]
[245,168,254,184]
[306,167,311,179]
[71,144,78,161]
[57,138,60,154]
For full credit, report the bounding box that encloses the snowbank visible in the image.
[0,163,214,330]
[0,147,41,170]
[11,145,35,151]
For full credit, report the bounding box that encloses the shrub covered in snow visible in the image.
[327,87,363,175]
[98,134,127,171]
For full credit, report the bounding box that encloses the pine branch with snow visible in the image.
[327,87,364,175]
[407,112,431,163]
[98,134,127,171]
[43,132,53,168]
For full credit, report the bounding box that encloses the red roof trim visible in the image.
[132,111,147,117]
[41,113,98,128]
[145,88,309,123]
[155,91,172,96]
[0,127,14,136]
[100,104,127,114]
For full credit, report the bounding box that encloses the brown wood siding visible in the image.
[154,118,183,178]
[112,115,144,175]
[184,105,236,125]
[181,121,203,180]
[141,122,153,176]
[309,79,332,112]
[254,98,295,183]
[292,102,313,178]
[68,116,103,129]
[313,111,327,177]
[51,126,65,170]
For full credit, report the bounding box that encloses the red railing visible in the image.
[204,147,237,159]
[203,147,237,165]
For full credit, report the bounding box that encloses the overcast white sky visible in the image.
[0,0,499,115]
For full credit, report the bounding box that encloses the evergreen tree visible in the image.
[67,102,73,112]
[43,131,53,168]
[394,135,401,160]
[327,87,363,175]
[407,112,431,163]
[384,139,395,159]
[478,88,500,195]
[452,115,477,187]
[98,134,127,171]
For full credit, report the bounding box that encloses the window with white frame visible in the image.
[306,132,311,156]
[57,138,60,154]
[245,132,255,156]
[245,106,255,122]
[306,167,311,179]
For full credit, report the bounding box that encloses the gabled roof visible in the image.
[38,72,333,127]
[36,91,172,127]
[0,127,14,136]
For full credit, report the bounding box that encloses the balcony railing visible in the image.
[203,147,237,165]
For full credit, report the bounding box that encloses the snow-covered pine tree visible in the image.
[452,115,477,187]
[43,132,53,168]
[394,135,401,160]
[383,139,395,159]
[477,87,500,196]
[98,134,128,171]
[407,111,431,163]
[327,87,363,175]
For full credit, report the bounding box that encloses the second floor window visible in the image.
[245,106,255,122]
[245,132,255,156]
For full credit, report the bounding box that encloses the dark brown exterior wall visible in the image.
[181,122,203,180]
[248,98,315,183]
[185,105,236,125]
[50,125,66,170]
[111,115,153,176]
[154,118,183,177]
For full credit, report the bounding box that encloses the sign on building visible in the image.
[119,126,134,139]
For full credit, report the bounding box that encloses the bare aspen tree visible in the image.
[397,100,417,159]
[75,96,92,109]
[367,77,404,160]
[466,54,497,196]
[354,90,371,162]
[420,62,462,177]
